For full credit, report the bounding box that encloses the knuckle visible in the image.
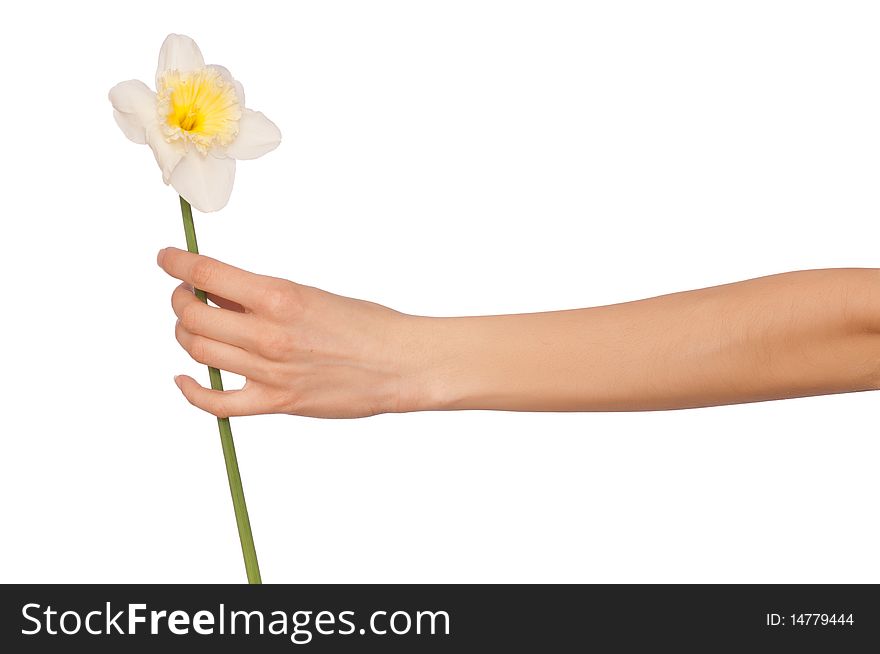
[188,338,209,365]
[174,320,186,344]
[179,303,202,331]
[258,329,295,360]
[261,288,286,314]
[171,285,187,313]
[190,259,215,289]
[260,281,300,316]
[211,399,231,419]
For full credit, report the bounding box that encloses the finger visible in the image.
[180,283,246,313]
[171,284,257,349]
[175,321,266,379]
[158,247,260,308]
[174,375,263,418]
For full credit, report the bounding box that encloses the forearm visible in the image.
[406,269,880,412]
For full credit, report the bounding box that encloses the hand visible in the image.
[157,247,430,418]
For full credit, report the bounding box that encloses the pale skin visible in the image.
[157,247,880,419]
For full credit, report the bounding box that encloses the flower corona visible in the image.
[158,67,242,153]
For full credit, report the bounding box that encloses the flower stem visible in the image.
[179,196,262,584]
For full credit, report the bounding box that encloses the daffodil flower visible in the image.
[110,34,278,583]
[109,34,281,212]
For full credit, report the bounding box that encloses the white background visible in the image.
[1,1,878,583]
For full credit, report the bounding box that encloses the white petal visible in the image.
[170,153,236,212]
[225,109,282,160]
[146,124,185,183]
[108,79,156,118]
[108,80,156,144]
[113,110,147,144]
[156,34,205,86]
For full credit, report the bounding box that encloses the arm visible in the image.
[157,248,880,417]
[420,268,880,411]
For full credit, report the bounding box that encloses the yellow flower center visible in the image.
[157,67,241,153]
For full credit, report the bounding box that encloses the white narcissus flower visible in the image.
[109,34,281,212]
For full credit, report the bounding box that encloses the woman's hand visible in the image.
[160,247,880,418]
[158,247,431,418]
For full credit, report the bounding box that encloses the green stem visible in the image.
[179,196,262,584]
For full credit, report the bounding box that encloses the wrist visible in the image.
[393,315,474,413]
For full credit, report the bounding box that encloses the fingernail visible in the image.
[157,248,167,266]
[174,375,183,389]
